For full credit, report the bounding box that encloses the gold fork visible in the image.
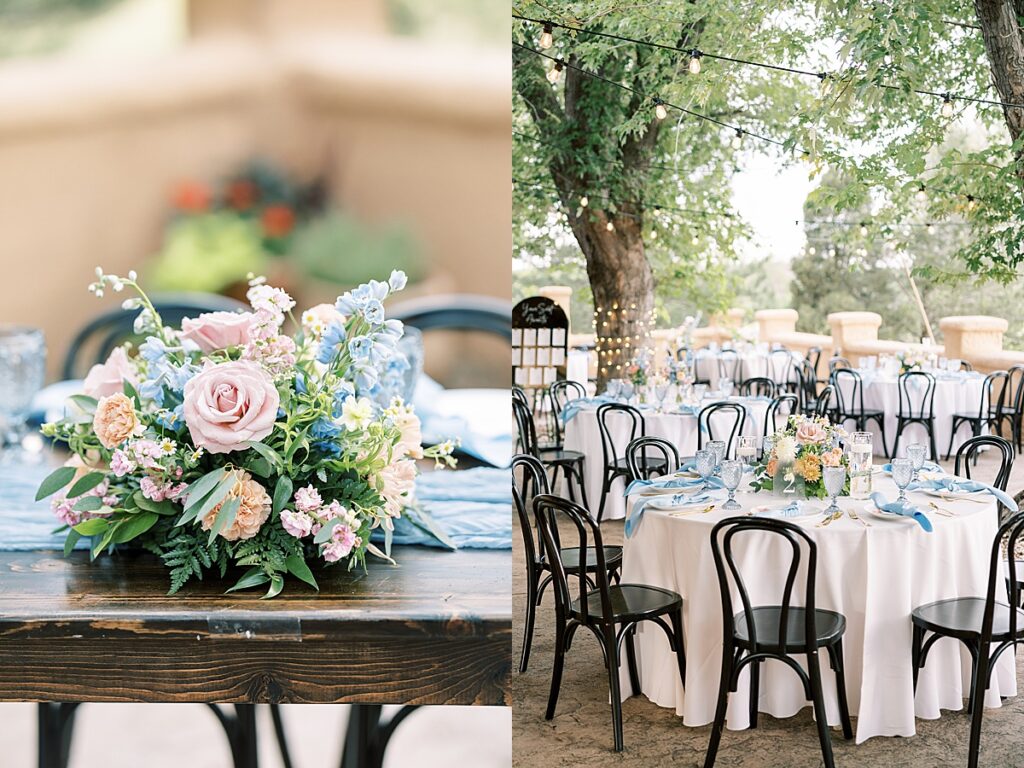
[928,502,955,517]
[848,508,870,527]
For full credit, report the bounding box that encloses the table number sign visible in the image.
[512,296,568,389]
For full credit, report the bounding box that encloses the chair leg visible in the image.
[605,628,625,752]
[829,639,854,740]
[807,650,837,768]
[545,618,567,720]
[669,607,687,687]
[596,473,611,524]
[572,460,590,511]
[911,623,924,692]
[891,421,903,461]
[945,418,961,461]
[965,641,980,715]
[702,641,734,768]
[625,626,641,698]
[967,650,990,768]
[519,566,539,674]
[748,659,760,729]
[927,421,938,464]
[38,703,78,768]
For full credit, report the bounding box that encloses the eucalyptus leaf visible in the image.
[263,573,285,599]
[112,512,159,543]
[208,496,241,544]
[72,495,104,512]
[313,517,344,544]
[66,471,107,499]
[226,567,270,593]
[35,466,77,501]
[67,394,98,414]
[63,529,82,556]
[272,476,293,516]
[285,554,318,590]
[245,441,284,469]
[72,518,108,536]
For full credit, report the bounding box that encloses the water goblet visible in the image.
[891,458,913,505]
[694,383,708,402]
[707,440,727,473]
[0,326,46,453]
[719,377,734,398]
[654,381,669,410]
[823,465,846,518]
[620,380,635,404]
[906,443,926,483]
[606,378,620,399]
[695,449,715,491]
[737,436,758,467]
[721,459,743,510]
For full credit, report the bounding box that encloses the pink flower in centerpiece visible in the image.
[378,458,417,518]
[200,470,271,541]
[293,485,322,513]
[140,475,186,502]
[391,409,424,460]
[110,449,135,477]
[182,360,279,454]
[281,509,314,538]
[321,523,358,562]
[301,303,346,336]
[93,392,140,449]
[795,420,829,446]
[180,311,257,352]
[822,447,844,468]
[83,347,137,399]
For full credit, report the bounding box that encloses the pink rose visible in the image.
[392,410,424,460]
[183,360,279,454]
[83,347,137,399]
[795,420,829,446]
[180,311,256,352]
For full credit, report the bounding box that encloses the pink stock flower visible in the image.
[182,361,279,454]
[180,311,257,352]
[280,509,314,538]
[321,523,358,562]
[83,346,138,399]
[378,459,417,517]
[293,485,322,513]
[140,476,186,502]
[110,450,135,477]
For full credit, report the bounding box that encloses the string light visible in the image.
[966,194,977,210]
[649,229,658,239]
[580,195,589,207]
[546,58,564,84]
[688,49,702,75]
[808,245,817,255]
[916,184,927,202]
[941,93,954,117]
[606,220,615,232]
[731,129,743,149]
[859,222,868,237]
[539,22,554,49]
[653,97,669,120]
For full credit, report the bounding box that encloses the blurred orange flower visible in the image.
[172,181,211,213]
[261,204,295,238]
[226,180,258,210]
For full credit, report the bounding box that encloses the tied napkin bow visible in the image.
[624,472,724,497]
[906,477,1018,512]
[870,492,933,532]
[625,491,719,538]
[752,501,808,519]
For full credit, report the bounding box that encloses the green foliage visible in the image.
[160,527,232,596]
[149,214,268,293]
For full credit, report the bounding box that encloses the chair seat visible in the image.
[545,546,623,573]
[913,597,1024,640]
[837,408,884,419]
[539,447,585,464]
[612,456,668,471]
[950,412,990,422]
[733,606,846,651]
[571,584,681,622]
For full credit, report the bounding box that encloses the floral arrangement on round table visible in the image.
[750,415,849,499]
[897,350,925,374]
[36,269,455,597]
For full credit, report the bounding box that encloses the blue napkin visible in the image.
[624,474,724,496]
[882,461,943,474]
[870,492,933,532]
[626,491,719,538]
[561,396,617,423]
[907,477,1018,512]
[413,379,512,468]
[753,501,805,519]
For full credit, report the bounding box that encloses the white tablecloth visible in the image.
[567,349,590,387]
[834,372,985,458]
[621,475,1016,743]
[694,350,801,390]
[563,397,771,520]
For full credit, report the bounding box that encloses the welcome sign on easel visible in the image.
[512,296,568,390]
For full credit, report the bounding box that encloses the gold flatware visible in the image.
[848,508,870,527]
[927,502,955,517]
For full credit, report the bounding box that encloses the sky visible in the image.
[731,152,816,263]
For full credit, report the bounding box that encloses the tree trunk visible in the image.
[974,0,1024,191]
[570,211,655,391]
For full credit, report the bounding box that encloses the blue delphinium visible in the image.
[317,322,346,365]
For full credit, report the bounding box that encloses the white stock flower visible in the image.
[339,397,374,432]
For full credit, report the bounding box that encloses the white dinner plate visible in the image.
[863,503,916,524]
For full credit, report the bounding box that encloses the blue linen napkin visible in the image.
[624,474,724,496]
[413,379,512,468]
[753,501,806,519]
[561,396,617,423]
[906,477,1018,512]
[625,491,720,538]
[870,492,933,532]
[882,461,943,474]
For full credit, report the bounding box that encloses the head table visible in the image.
[563,396,771,521]
[620,473,1016,744]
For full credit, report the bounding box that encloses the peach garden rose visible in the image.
[180,311,256,352]
[795,420,829,446]
[200,470,271,541]
[93,392,140,449]
[83,347,138,399]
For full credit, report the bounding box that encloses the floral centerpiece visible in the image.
[36,269,454,597]
[750,415,848,499]
[897,350,925,374]
[625,348,652,389]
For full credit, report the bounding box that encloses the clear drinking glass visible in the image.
[606,379,621,399]
[707,440,727,472]
[394,326,423,405]
[906,443,927,483]
[0,326,46,450]
[620,380,635,404]
[721,459,743,510]
[762,435,775,461]
[654,381,669,410]
[737,436,758,467]
[695,449,715,491]
[694,383,708,401]
[719,377,733,398]
[892,458,913,504]
[823,465,846,518]
[848,431,874,500]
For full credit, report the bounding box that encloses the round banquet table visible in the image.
[694,349,802,390]
[834,371,985,459]
[620,474,1016,743]
[562,397,771,521]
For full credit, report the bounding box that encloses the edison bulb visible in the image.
[606,220,615,232]
[916,185,927,203]
[691,234,699,246]
[941,96,954,118]
[580,195,589,208]
[859,224,868,237]
[688,53,702,75]
[546,62,563,84]
[655,102,668,120]
[649,229,658,240]
[539,24,554,49]
[731,130,743,149]
[808,246,816,255]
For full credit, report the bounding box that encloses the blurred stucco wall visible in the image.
[0,0,511,382]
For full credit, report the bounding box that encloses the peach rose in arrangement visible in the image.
[93,392,140,449]
[391,409,423,460]
[83,347,138,399]
[180,311,256,352]
[200,470,271,541]
[183,360,279,454]
[766,458,778,477]
[821,448,844,468]
[795,420,829,446]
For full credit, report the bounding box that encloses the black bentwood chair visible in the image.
[812,384,836,421]
[596,403,662,523]
[739,376,777,399]
[512,453,622,674]
[946,371,1012,461]
[697,402,747,457]
[719,349,742,383]
[892,371,939,461]
[765,393,799,436]
[704,517,853,768]
[513,397,588,508]
[828,356,852,375]
[831,368,889,457]
[998,365,1024,450]
[911,511,1024,768]
[534,493,686,752]
[625,437,680,482]
[546,380,587,451]
[954,436,1014,494]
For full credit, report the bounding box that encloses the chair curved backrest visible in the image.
[796,359,818,408]
[954,436,1014,492]
[979,371,1010,418]
[961,360,974,373]
[63,292,249,379]
[698,402,747,456]
[512,453,550,566]
[548,380,586,444]
[1007,365,1024,417]
[513,386,529,407]
[534,493,616,626]
[807,346,822,377]
[710,516,820,652]
[596,403,645,471]
[512,397,540,457]
[813,385,834,420]
[740,377,777,399]
[389,293,513,341]
[979,511,1024,653]
[897,371,937,419]
[829,356,852,374]
[766,394,800,436]
[625,437,679,482]
[718,350,742,382]
[830,368,867,420]
[768,350,794,386]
